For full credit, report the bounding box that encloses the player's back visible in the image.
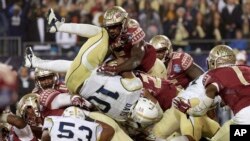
[80,70,143,121]
[43,116,102,141]
[138,72,177,111]
[166,52,194,88]
[204,65,250,114]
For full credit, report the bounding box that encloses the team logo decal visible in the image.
[173,64,181,73]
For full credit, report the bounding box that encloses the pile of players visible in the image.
[1,5,250,141]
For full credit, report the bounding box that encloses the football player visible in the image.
[98,8,166,78]
[135,71,220,141]
[24,6,166,95]
[32,68,67,94]
[33,69,134,141]
[149,35,204,89]
[31,68,92,117]
[0,93,40,141]
[78,64,163,126]
[174,45,250,141]
[42,106,114,141]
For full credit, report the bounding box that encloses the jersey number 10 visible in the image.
[87,86,119,113]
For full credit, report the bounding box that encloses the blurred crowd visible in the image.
[1,0,250,51]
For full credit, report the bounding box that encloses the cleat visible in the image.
[47,8,63,33]
[24,47,34,68]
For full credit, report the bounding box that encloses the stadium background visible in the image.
[0,0,249,125]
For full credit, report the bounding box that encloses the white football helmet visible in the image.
[130,97,160,127]
[63,106,86,120]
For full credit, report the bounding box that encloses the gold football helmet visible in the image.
[149,35,173,61]
[103,6,128,27]
[16,93,42,126]
[34,68,59,90]
[207,45,236,70]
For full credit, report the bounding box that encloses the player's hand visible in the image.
[172,97,191,114]
[97,65,118,76]
[71,95,93,109]
[47,8,63,33]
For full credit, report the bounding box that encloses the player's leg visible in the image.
[201,115,220,139]
[24,47,72,73]
[180,114,202,141]
[88,111,133,141]
[152,107,180,139]
[211,120,233,141]
[65,28,109,93]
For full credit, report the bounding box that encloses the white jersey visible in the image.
[178,73,220,106]
[43,116,102,141]
[79,70,143,121]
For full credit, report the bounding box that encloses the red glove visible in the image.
[97,65,118,76]
[71,95,93,109]
[172,97,191,114]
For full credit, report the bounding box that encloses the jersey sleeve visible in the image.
[202,72,222,92]
[39,89,61,109]
[180,52,193,71]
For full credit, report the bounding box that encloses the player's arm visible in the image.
[1,113,38,140]
[40,89,92,109]
[41,129,51,141]
[98,42,145,75]
[187,84,217,116]
[30,126,43,139]
[116,42,145,73]
[185,62,204,80]
[1,113,26,129]
[95,120,115,141]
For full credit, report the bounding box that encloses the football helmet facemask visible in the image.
[34,68,59,90]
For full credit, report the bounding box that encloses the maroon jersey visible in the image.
[166,52,193,88]
[137,73,178,111]
[110,27,157,73]
[203,65,250,114]
[39,89,65,118]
